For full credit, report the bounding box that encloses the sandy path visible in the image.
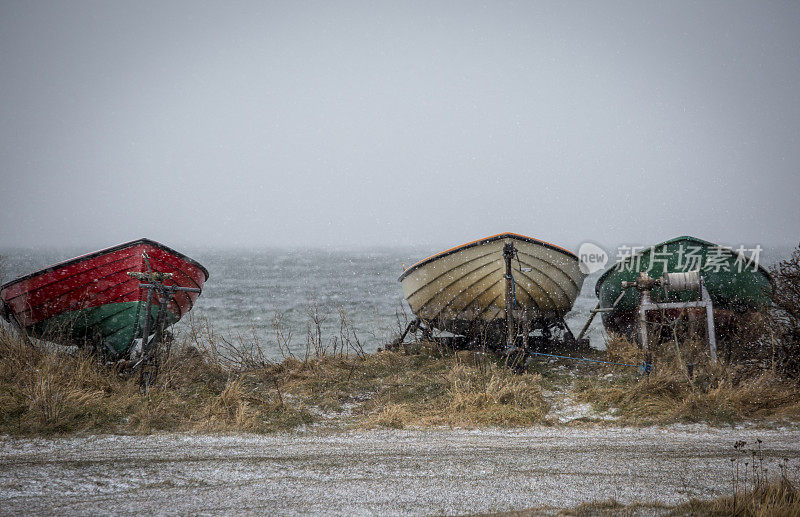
[1,426,799,516]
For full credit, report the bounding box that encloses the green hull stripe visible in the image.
[29,301,179,358]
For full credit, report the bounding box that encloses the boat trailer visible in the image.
[128,253,201,388]
[392,242,586,355]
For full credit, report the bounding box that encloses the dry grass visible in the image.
[484,445,800,517]
[604,333,643,365]
[260,343,548,429]
[360,360,547,428]
[573,334,800,425]
[674,476,800,516]
[672,441,800,516]
[486,476,800,516]
[0,327,136,434]
[0,326,312,435]
[3,314,800,435]
[0,326,548,435]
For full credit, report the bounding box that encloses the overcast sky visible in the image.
[1,1,798,251]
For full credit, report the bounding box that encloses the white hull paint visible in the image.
[399,234,585,332]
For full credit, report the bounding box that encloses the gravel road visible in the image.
[1,426,799,516]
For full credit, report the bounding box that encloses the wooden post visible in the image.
[578,302,601,341]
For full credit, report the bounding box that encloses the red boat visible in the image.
[0,239,209,358]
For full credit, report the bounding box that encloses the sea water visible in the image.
[1,245,791,360]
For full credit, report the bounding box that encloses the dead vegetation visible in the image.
[3,305,800,435]
[357,347,547,428]
[0,327,136,434]
[211,339,547,430]
[0,325,314,435]
[768,242,800,379]
[0,313,550,435]
[571,332,800,425]
[673,475,799,516]
[490,472,800,516]
[673,440,800,517]
[596,441,800,517]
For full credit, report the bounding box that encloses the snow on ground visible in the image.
[1,426,799,516]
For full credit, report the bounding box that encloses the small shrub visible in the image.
[768,242,800,378]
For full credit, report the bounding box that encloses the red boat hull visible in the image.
[1,239,208,357]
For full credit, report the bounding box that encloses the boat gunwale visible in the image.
[398,232,579,282]
[593,235,775,297]
[0,238,210,293]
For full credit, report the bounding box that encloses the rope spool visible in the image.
[662,270,700,292]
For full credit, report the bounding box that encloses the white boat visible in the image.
[399,233,585,340]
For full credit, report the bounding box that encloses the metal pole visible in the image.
[138,284,200,293]
[578,291,626,341]
[151,285,172,348]
[638,290,650,355]
[139,288,153,386]
[701,280,718,363]
[522,309,530,351]
[393,318,419,348]
[577,302,601,341]
[130,272,203,388]
[503,242,516,348]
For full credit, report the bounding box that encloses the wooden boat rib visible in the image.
[405,245,579,307]
[436,264,504,321]
[399,233,585,336]
[1,239,208,358]
[421,249,578,319]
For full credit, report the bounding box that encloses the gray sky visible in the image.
[1,1,799,251]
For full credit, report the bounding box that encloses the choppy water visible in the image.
[1,244,792,359]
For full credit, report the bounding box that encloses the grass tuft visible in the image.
[573,335,800,425]
[676,476,800,516]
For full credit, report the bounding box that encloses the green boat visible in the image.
[594,236,773,337]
